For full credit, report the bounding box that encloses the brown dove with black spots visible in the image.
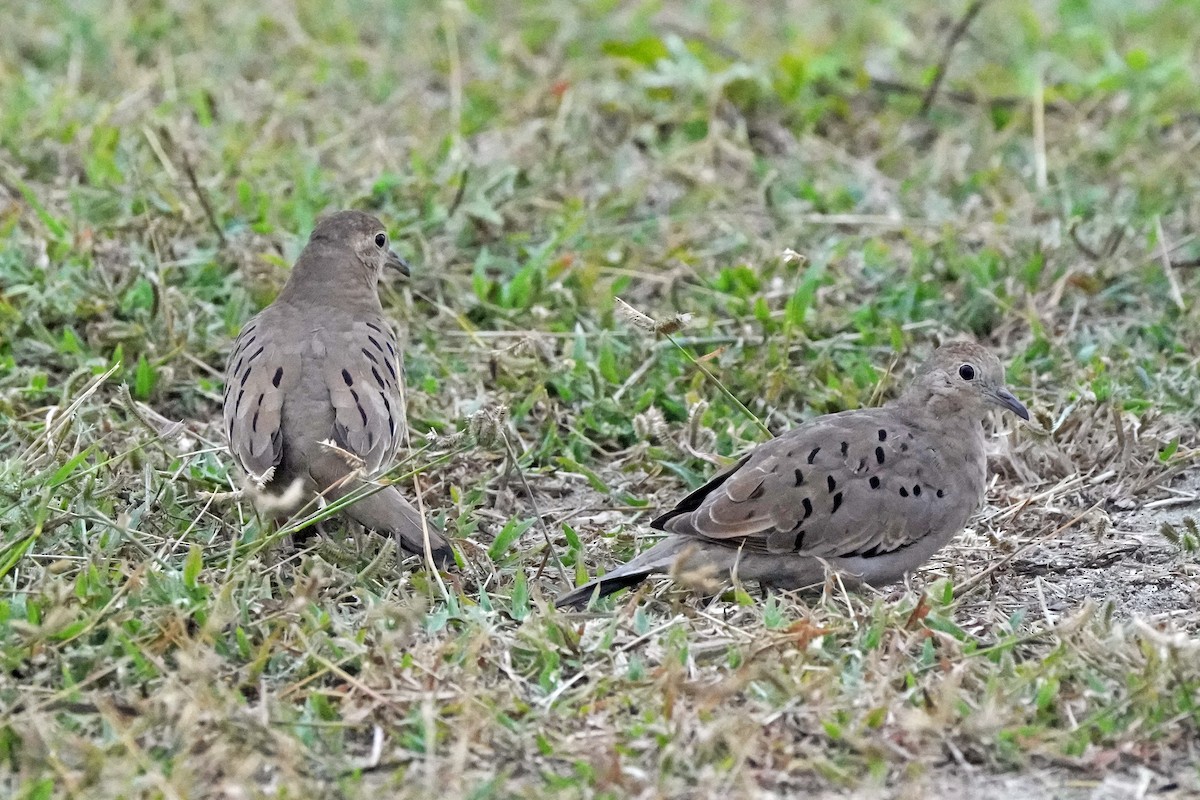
[222,210,453,568]
[557,342,1028,607]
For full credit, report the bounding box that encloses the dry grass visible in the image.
[1,1,1200,798]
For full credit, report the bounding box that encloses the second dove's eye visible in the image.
[374,233,387,248]
[958,364,976,380]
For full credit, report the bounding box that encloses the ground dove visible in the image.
[222,210,453,568]
[557,342,1028,608]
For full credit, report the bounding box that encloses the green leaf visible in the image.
[183,544,203,589]
[510,571,529,621]
[1124,48,1149,70]
[488,517,535,561]
[554,456,609,493]
[49,446,94,486]
[133,354,157,399]
[785,259,826,328]
[602,36,669,66]
[0,535,37,581]
[561,523,581,550]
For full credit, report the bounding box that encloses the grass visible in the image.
[2,0,1200,797]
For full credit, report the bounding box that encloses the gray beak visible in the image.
[386,249,411,277]
[990,387,1030,420]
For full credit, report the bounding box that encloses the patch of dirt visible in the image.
[985,466,1200,628]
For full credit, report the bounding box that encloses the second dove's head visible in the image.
[906,342,1030,421]
[307,209,411,282]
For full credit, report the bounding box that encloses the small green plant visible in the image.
[1160,517,1199,555]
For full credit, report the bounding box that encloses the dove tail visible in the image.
[359,486,454,569]
[307,453,454,570]
[555,537,687,609]
[554,567,656,609]
[339,482,455,570]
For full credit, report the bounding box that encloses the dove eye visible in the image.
[958,364,976,381]
[374,233,387,248]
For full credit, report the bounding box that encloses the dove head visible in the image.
[306,209,411,281]
[903,342,1029,421]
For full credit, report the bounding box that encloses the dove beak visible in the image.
[386,249,411,278]
[989,387,1030,420]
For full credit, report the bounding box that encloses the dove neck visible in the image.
[896,388,987,436]
[277,246,382,310]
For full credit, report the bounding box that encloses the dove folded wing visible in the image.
[222,310,302,482]
[651,409,983,561]
[323,320,403,473]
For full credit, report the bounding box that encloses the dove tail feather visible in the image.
[309,453,454,570]
[341,484,454,569]
[555,537,688,609]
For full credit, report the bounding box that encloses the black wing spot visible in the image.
[899,487,909,498]
[366,321,385,334]
[794,468,804,486]
[869,476,880,489]
[246,344,265,364]
[793,530,806,550]
[371,366,387,390]
[875,446,885,465]
[367,335,386,354]
[802,498,813,520]
[826,475,836,492]
[251,409,259,433]
[936,489,945,498]
[913,484,922,497]
[234,388,245,413]
[231,333,255,359]
[350,389,368,426]
[807,447,820,464]
[744,509,756,520]
[361,347,379,364]
[831,492,843,514]
[878,429,887,441]
[272,367,283,388]
[840,441,848,456]
[385,339,396,357]
[239,367,252,387]
[382,394,395,437]
[384,357,398,381]
[341,369,354,386]
[900,443,909,452]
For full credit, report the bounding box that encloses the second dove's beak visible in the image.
[990,387,1030,420]
[386,249,412,278]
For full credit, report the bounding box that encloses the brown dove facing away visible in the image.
[222,210,453,568]
[556,342,1028,608]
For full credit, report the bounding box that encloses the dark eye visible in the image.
[958,364,976,381]
[374,233,387,248]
